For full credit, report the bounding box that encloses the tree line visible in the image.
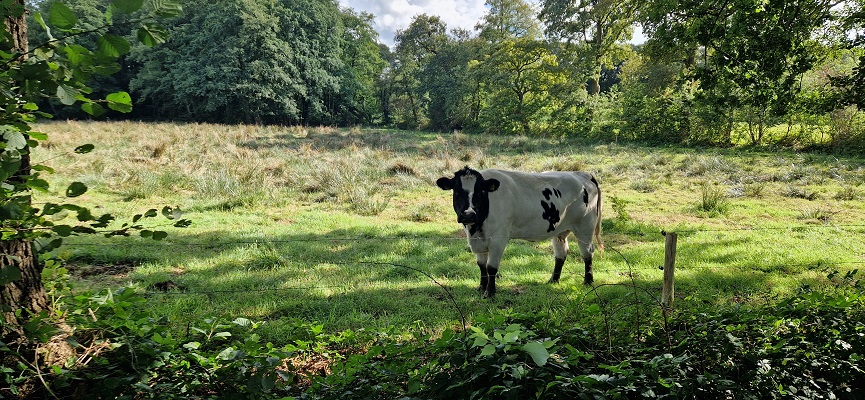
[30,0,865,149]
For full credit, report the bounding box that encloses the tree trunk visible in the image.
[1,0,48,342]
[1,240,48,339]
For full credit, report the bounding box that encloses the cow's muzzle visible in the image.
[457,209,478,224]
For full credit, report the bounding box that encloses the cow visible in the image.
[436,166,603,298]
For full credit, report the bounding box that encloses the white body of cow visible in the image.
[437,167,602,298]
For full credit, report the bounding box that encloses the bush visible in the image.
[4,281,863,399]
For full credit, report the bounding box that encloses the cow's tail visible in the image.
[592,176,604,254]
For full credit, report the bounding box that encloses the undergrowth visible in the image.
[3,273,863,399]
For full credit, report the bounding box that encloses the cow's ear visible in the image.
[436,177,455,190]
[484,179,500,192]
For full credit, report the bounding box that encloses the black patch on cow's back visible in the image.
[541,200,560,232]
[582,188,589,206]
[542,187,562,201]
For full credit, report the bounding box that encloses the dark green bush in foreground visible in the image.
[3,282,863,399]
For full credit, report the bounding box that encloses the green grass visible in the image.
[33,121,865,343]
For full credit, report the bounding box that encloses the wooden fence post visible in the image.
[661,232,677,308]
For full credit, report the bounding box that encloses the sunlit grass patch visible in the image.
[32,121,865,342]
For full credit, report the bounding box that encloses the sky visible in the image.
[336,0,646,48]
[336,0,492,48]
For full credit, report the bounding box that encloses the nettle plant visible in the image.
[1,0,187,257]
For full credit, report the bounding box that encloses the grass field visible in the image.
[32,120,865,343]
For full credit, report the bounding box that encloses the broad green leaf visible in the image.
[480,344,496,357]
[56,85,79,105]
[152,231,168,240]
[49,2,78,30]
[29,133,48,143]
[137,23,169,47]
[0,264,23,285]
[66,182,88,197]
[74,144,95,154]
[97,35,131,58]
[52,225,73,237]
[28,178,50,192]
[33,12,52,39]
[81,102,106,117]
[522,342,550,367]
[2,129,27,150]
[106,91,133,113]
[112,0,144,14]
[64,44,88,66]
[140,230,152,238]
[149,0,183,18]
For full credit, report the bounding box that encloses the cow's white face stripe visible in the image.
[460,174,478,216]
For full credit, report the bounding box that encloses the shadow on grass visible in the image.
[59,222,837,343]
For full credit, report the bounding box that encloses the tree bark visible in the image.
[1,240,48,338]
[1,0,48,342]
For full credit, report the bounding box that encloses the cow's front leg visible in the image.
[483,242,506,298]
[475,253,489,292]
[548,235,569,283]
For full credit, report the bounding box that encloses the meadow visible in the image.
[33,120,865,343]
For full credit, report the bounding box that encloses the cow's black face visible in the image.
[436,167,499,234]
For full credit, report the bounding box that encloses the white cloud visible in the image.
[338,0,489,48]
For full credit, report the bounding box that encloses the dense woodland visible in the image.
[28,0,865,150]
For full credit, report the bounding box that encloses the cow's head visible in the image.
[437,167,500,229]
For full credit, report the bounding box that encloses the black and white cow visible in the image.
[437,167,603,298]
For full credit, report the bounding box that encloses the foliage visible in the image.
[2,0,187,269]
[3,281,862,398]
[126,0,384,125]
[1,287,304,398]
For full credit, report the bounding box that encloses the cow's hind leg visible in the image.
[575,231,595,285]
[548,234,569,283]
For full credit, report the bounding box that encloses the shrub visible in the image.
[696,183,730,215]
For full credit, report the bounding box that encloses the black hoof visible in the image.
[476,285,485,292]
[547,278,560,284]
[483,290,495,299]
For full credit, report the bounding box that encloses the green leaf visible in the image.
[49,2,78,30]
[28,178,50,192]
[480,344,496,357]
[66,182,88,197]
[112,0,144,14]
[52,225,73,237]
[137,23,169,47]
[97,35,131,58]
[140,230,152,238]
[74,144,95,154]
[150,0,183,18]
[2,129,27,150]
[106,91,133,113]
[81,102,106,117]
[151,231,168,240]
[0,264,22,285]
[56,85,79,105]
[33,12,53,40]
[522,342,550,367]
